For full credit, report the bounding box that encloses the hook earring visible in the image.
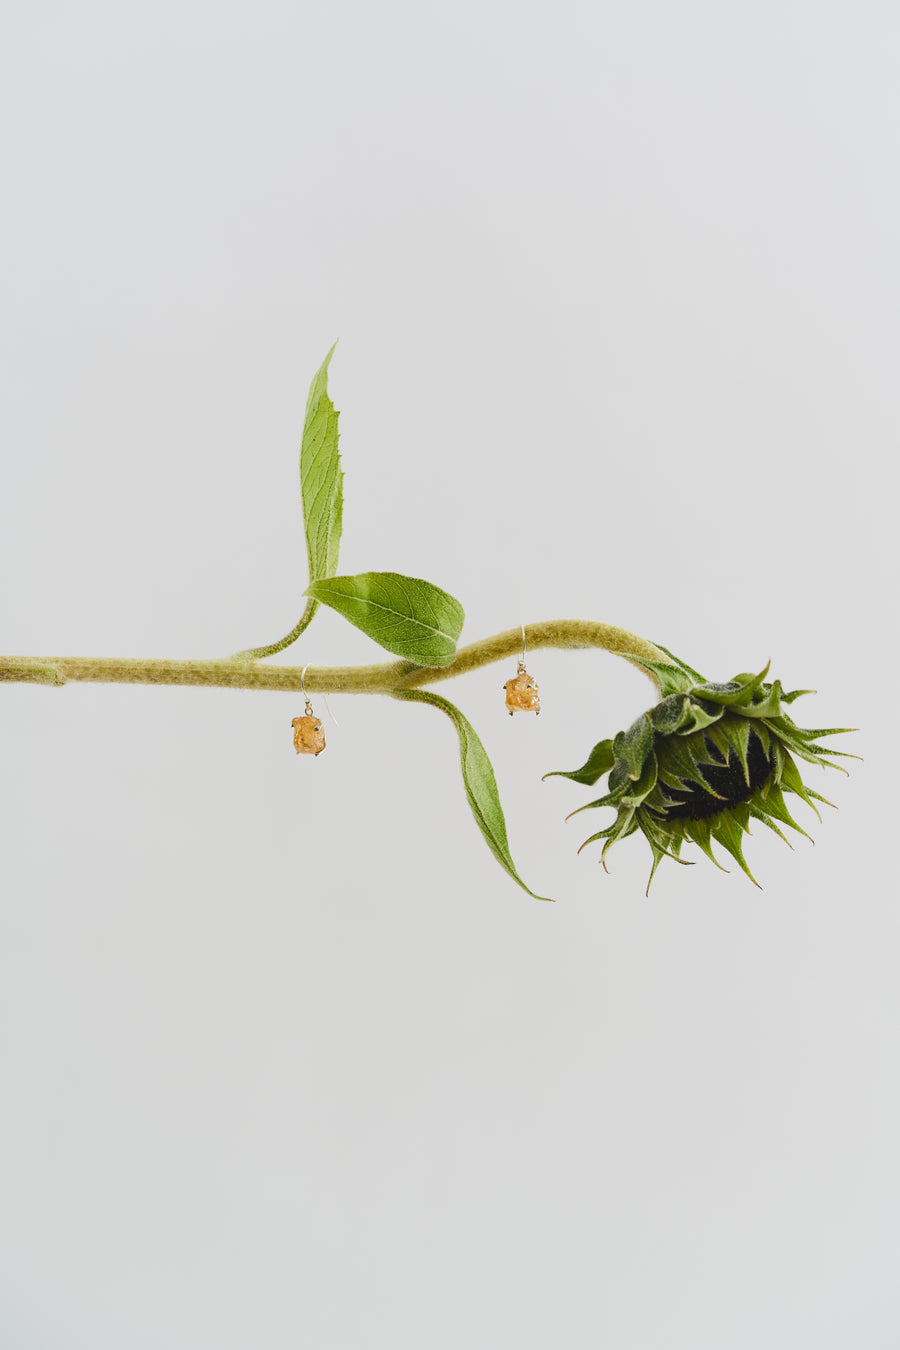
[292,665,327,756]
[504,624,541,716]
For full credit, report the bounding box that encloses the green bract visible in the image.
[545,658,855,892]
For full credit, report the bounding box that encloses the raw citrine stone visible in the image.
[292,715,326,756]
[505,671,541,715]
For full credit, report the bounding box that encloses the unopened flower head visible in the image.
[545,647,856,892]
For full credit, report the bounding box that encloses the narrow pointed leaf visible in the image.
[578,811,639,855]
[600,813,640,866]
[565,789,621,819]
[712,807,761,887]
[784,723,859,743]
[396,689,551,900]
[683,698,726,732]
[777,754,822,818]
[697,665,770,707]
[758,781,814,839]
[683,817,728,872]
[307,571,465,667]
[650,642,706,685]
[302,342,344,585]
[656,735,716,793]
[233,344,342,659]
[543,738,615,786]
[651,695,692,735]
[613,713,653,780]
[620,749,659,807]
[749,805,793,847]
[628,654,698,696]
[738,680,784,719]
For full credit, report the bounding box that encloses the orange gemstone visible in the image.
[505,671,541,715]
[292,714,326,756]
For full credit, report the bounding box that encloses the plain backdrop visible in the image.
[1,3,897,1347]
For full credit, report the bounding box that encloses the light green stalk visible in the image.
[0,620,671,695]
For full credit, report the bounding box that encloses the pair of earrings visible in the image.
[292,666,326,756]
[504,626,540,716]
[294,637,539,755]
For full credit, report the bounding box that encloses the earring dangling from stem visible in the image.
[504,624,541,716]
[292,665,327,755]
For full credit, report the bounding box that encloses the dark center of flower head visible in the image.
[657,730,775,822]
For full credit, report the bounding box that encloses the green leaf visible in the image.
[395,689,552,901]
[696,665,771,707]
[628,642,705,696]
[613,712,654,780]
[307,571,465,667]
[651,695,684,735]
[652,642,706,684]
[301,341,343,586]
[543,738,615,786]
[233,343,342,660]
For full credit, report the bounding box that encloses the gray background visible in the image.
[1,2,897,1346]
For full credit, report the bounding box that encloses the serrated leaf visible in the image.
[307,571,464,667]
[395,689,551,901]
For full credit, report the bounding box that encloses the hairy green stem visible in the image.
[0,620,671,695]
[230,597,319,662]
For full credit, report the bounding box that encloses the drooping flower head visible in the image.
[545,646,856,891]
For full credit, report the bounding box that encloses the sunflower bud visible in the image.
[545,650,855,892]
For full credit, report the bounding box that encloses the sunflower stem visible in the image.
[0,620,672,695]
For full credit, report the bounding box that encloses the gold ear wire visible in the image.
[300,664,314,718]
